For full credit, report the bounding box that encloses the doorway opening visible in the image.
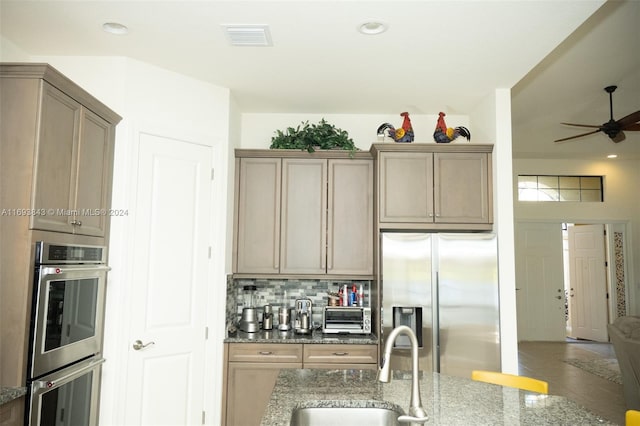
[562,223,629,342]
[515,221,630,343]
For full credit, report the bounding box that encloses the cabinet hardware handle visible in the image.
[332,352,349,356]
[556,296,562,300]
[70,220,82,226]
[259,351,273,355]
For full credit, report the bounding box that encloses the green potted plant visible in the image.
[270,119,357,156]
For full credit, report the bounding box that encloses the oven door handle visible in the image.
[32,358,106,391]
[41,265,111,275]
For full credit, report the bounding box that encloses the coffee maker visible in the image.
[239,285,259,333]
[294,298,312,334]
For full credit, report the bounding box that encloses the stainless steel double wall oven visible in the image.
[26,242,109,426]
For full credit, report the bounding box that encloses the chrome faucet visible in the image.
[378,325,429,424]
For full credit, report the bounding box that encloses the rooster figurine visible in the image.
[433,112,471,143]
[377,112,415,143]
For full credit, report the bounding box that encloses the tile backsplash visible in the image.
[226,275,371,333]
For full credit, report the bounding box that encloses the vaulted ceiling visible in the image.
[1,1,638,159]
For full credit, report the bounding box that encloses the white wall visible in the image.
[0,35,31,61]
[514,157,640,315]
[240,113,471,150]
[468,89,519,373]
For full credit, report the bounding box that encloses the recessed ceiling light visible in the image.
[102,22,128,35]
[358,21,388,35]
[607,154,618,159]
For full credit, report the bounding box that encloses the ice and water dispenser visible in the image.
[392,306,423,348]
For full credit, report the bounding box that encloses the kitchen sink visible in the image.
[289,404,404,426]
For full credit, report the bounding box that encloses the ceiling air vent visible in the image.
[223,25,272,47]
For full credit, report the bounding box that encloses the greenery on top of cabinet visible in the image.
[270,119,357,156]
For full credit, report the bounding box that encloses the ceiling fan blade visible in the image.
[622,123,640,131]
[560,122,602,128]
[554,129,602,142]
[617,110,640,127]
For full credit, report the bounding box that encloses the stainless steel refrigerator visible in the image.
[381,233,500,378]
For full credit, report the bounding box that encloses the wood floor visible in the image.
[518,340,627,425]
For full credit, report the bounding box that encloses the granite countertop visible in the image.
[261,369,613,426]
[225,328,378,345]
[0,386,27,405]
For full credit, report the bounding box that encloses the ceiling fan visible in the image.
[554,85,640,143]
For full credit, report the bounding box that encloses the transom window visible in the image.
[517,175,603,202]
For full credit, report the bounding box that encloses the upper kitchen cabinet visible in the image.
[372,143,493,231]
[280,158,327,274]
[234,157,282,274]
[326,159,373,275]
[0,63,121,237]
[233,150,374,278]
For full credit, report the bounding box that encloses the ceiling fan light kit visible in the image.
[555,85,640,143]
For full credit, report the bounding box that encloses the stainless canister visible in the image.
[278,306,290,331]
[262,304,273,330]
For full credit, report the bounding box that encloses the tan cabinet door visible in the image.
[234,153,375,276]
[73,108,113,236]
[378,150,492,227]
[30,82,116,236]
[235,157,281,273]
[280,158,327,274]
[378,152,434,223]
[328,159,373,275]
[225,343,302,426]
[434,152,490,223]
[226,362,301,426]
[30,82,80,234]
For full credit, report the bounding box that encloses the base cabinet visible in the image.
[0,397,24,426]
[224,343,303,426]
[226,362,301,426]
[223,342,377,425]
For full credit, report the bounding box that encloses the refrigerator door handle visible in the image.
[433,271,440,373]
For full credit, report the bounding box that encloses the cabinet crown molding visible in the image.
[370,143,493,155]
[1,62,122,124]
[235,148,373,159]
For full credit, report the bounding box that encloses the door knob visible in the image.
[132,339,155,350]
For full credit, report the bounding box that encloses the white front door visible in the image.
[515,222,566,341]
[568,224,608,342]
[122,133,212,425]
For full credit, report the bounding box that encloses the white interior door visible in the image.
[122,133,212,425]
[515,222,566,341]
[568,224,608,342]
